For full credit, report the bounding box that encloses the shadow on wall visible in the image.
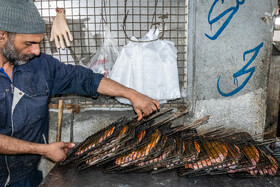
[272,44,280,56]
[271,44,280,137]
[278,109,280,137]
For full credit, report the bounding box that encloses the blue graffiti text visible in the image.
[205,0,245,40]
[217,42,264,97]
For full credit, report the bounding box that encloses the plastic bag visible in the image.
[80,25,120,77]
[110,28,181,104]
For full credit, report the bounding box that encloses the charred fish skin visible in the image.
[76,122,138,168]
[182,139,200,163]
[241,145,259,167]
[61,117,129,166]
[86,124,131,157]
[246,149,279,176]
[64,110,279,177]
[115,130,162,167]
[183,140,229,172]
[71,109,191,170]
[76,126,116,156]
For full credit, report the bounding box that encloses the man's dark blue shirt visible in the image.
[0,53,104,185]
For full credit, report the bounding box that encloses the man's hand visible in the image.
[130,90,160,121]
[42,142,75,162]
[0,135,75,162]
[97,77,160,121]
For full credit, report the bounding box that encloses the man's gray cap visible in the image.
[0,0,45,34]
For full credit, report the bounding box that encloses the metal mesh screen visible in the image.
[35,0,188,108]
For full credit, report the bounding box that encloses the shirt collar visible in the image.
[13,55,41,73]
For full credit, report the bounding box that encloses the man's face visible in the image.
[1,33,44,66]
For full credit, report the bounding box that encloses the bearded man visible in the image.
[0,0,160,186]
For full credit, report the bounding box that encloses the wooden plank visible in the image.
[265,54,280,139]
[56,100,64,142]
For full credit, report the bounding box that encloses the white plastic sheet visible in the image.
[80,25,120,77]
[110,28,181,104]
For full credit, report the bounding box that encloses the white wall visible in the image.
[187,0,277,136]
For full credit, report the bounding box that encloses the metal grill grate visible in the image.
[35,0,188,108]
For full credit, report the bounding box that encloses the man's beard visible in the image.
[1,39,35,66]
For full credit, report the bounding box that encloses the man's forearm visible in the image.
[97,77,160,120]
[0,134,45,155]
[97,77,136,100]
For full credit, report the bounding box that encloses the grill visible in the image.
[59,109,280,177]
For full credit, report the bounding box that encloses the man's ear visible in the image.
[0,31,7,41]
